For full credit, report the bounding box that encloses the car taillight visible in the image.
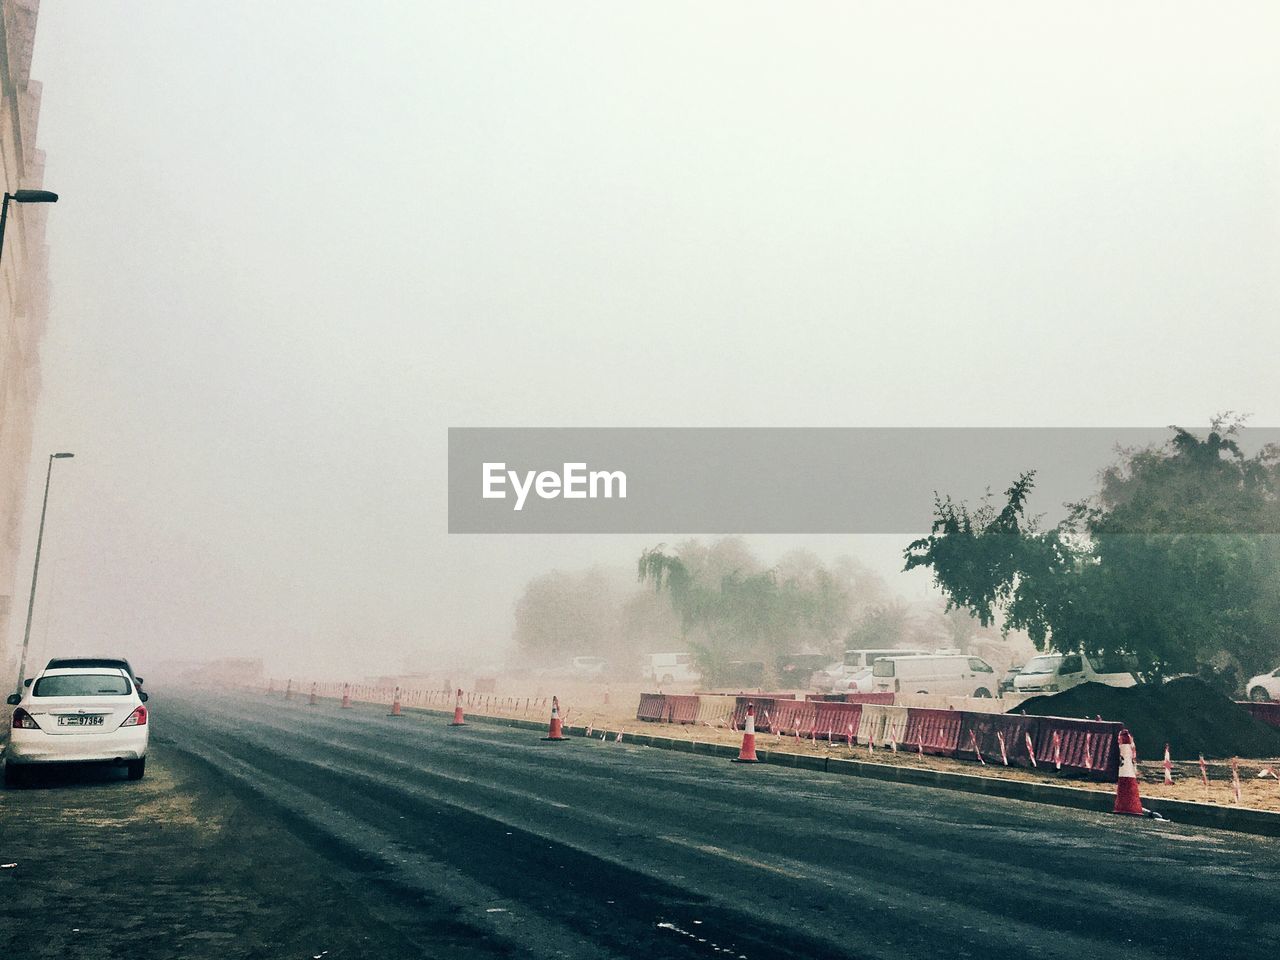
[120,704,147,727]
[12,707,39,730]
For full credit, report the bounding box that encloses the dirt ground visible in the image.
[0,744,474,960]
[369,682,1280,813]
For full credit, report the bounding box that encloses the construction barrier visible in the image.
[902,707,965,756]
[695,695,737,727]
[845,692,896,706]
[1030,716,1122,781]
[636,693,668,722]
[1240,701,1280,729]
[857,704,910,745]
[812,701,862,740]
[758,697,812,735]
[731,696,766,730]
[957,712,1038,767]
[664,694,701,724]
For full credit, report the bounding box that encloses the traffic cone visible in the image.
[284,678,293,701]
[1113,728,1144,815]
[341,683,352,709]
[541,696,567,741]
[389,686,403,717]
[733,702,760,763]
[308,682,318,706]
[450,688,466,726]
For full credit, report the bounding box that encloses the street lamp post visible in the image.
[0,188,59,264]
[14,452,74,695]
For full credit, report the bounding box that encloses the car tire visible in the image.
[3,763,25,789]
[126,758,146,781]
[1250,687,1272,703]
[974,688,992,698]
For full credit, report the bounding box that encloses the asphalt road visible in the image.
[145,688,1280,959]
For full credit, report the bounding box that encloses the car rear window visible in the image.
[33,674,132,697]
[872,660,896,677]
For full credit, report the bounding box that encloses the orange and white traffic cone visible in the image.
[341,683,352,709]
[308,682,318,706]
[284,678,293,701]
[389,686,403,717]
[1114,728,1144,815]
[733,702,760,763]
[450,688,466,726]
[541,696,567,741]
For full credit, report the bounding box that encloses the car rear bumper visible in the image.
[4,727,149,764]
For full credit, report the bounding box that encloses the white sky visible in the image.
[13,2,1280,675]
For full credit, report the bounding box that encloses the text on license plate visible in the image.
[58,715,105,726]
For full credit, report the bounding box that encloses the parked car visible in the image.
[648,651,699,685]
[5,663,150,786]
[998,665,1023,696]
[1246,667,1280,702]
[872,654,998,698]
[836,667,876,694]
[811,661,848,693]
[776,653,832,689]
[1012,652,1138,695]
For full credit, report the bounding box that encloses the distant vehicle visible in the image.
[843,648,930,670]
[1246,667,1280,702]
[570,656,607,678]
[649,652,699,685]
[837,667,876,694]
[776,653,831,689]
[872,654,998,698]
[998,665,1023,696]
[811,661,847,693]
[1012,653,1139,695]
[5,664,150,787]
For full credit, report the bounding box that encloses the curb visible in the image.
[401,703,1280,839]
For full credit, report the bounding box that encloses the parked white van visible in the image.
[872,654,998,698]
[843,648,930,670]
[1012,652,1138,695]
[649,652,699,685]
[818,649,931,693]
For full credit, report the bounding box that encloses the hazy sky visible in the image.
[12,2,1280,676]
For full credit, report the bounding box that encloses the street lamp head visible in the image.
[52,452,74,459]
[11,189,58,203]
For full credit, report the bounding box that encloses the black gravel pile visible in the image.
[1013,678,1280,760]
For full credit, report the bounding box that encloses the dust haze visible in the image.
[7,2,1280,680]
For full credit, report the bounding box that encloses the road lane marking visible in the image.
[657,834,810,880]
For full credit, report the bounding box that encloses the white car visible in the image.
[836,667,876,694]
[5,665,150,786]
[1246,668,1280,702]
[1012,652,1138,695]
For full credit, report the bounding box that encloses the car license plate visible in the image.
[58,715,105,727]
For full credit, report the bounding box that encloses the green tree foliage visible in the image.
[637,540,884,682]
[904,424,1280,679]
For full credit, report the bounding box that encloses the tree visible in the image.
[637,540,870,683]
[904,423,1280,679]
